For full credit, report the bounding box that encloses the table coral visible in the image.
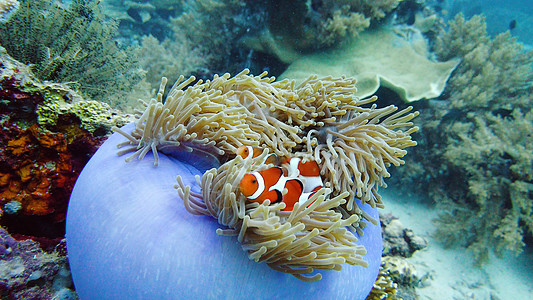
[280,27,459,102]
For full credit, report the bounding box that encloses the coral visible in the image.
[137,33,207,90]
[0,50,118,240]
[280,27,460,102]
[381,256,423,287]
[37,97,130,134]
[0,0,18,23]
[327,0,402,20]
[0,0,143,105]
[0,226,75,299]
[367,212,429,299]
[170,0,259,74]
[317,5,370,47]
[390,14,533,264]
[435,110,533,263]
[366,263,399,300]
[264,0,402,52]
[242,0,422,65]
[435,14,533,110]
[381,213,427,257]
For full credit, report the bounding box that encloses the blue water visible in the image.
[0,0,532,299]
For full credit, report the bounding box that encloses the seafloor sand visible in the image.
[380,189,533,300]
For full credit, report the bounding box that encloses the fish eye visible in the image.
[252,180,256,183]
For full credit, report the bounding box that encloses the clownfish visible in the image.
[284,157,323,193]
[237,146,324,211]
[236,145,281,165]
[236,145,323,188]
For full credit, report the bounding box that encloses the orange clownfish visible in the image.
[236,145,281,165]
[237,146,324,211]
[284,157,323,193]
[236,146,323,186]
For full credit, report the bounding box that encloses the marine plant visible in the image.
[0,0,142,104]
[66,70,418,297]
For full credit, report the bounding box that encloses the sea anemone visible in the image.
[66,70,417,298]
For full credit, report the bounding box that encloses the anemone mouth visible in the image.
[114,69,418,281]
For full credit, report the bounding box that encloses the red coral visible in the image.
[0,75,106,244]
[1,124,103,220]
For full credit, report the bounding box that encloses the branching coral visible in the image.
[390,14,533,264]
[436,110,533,262]
[252,0,403,56]
[170,0,253,73]
[435,14,533,110]
[116,69,418,280]
[303,0,402,47]
[137,34,207,90]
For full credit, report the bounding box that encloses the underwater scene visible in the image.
[0,0,532,299]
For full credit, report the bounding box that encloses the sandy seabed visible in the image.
[380,189,533,300]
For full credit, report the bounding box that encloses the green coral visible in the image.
[37,95,129,134]
[0,0,142,105]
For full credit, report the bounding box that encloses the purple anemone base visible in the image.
[66,123,382,299]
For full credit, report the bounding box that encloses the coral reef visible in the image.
[137,34,207,91]
[381,213,427,258]
[389,14,533,264]
[115,69,418,281]
[0,50,123,243]
[0,0,143,105]
[280,26,460,102]
[0,226,75,299]
[248,0,405,57]
[366,212,430,299]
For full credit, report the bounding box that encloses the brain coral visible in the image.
[66,70,417,298]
